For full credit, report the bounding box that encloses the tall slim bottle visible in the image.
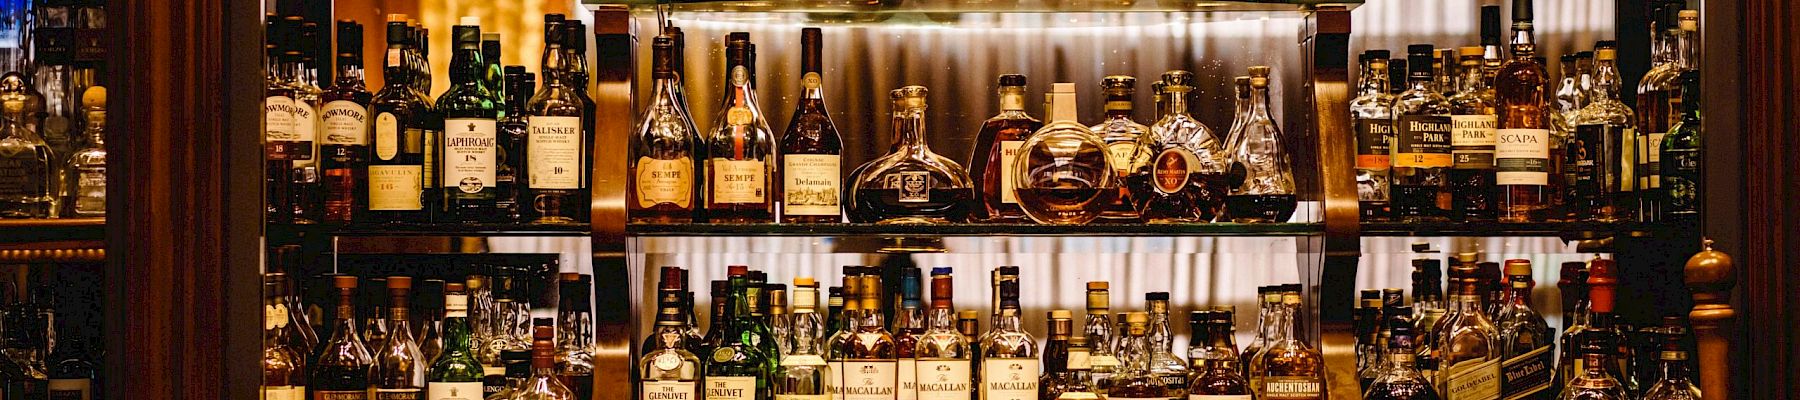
[1660,71,1701,222]
[370,277,426,399]
[1105,312,1166,400]
[1391,44,1454,222]
[981,280,1038,400]
[1081,283,1118,392]
[707,268,771,400]
[894,269,926,400]
[1352,51,1396,221]
[970,75,1042,222]
[1225,66,1297,223]
[644,285,702,400]
[842,274,899,400]
[1241,287,1275,381]
[1571,43,1636,222]
[321,20,373,223]
[1493,261,1555,400]
[630,35,701,223]
[705,33,776,222]
[1134,71,1228,222]
[1493,0,1554,222]
[556,274,596,398]
[525,21,587,224]
[496,66,532,222]
[915,268,973,400]
[775,278,830,400]
[428,283,485,400]
[435,17,502,222]
[779,27,844,223]
[1038,311,1077,400]
[1090,76,1149,222]
[1145,293,1188,396]
[1447,47,1498,221]
[314,276,373,399]
[366,16,431,223]
[263,16,305,223]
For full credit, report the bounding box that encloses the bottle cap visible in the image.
[1248,65,1271,78]
[82,86,106,109]
[1511,0,1533,22]
[445,282,465,293]
[794,277,816,287]
[749,270,768,284]
[1049,309,1073,319]
[1366,49,1390,60]
[458,16,479,26]
[1678,10,1698,31]
[334,275,357,289]
[998,74,1026,87]
[1160,70,1194,89]
[1504,259,1532,276]
[1480,5,1502,46]
[1087,281,1109,290]
[1459,46,1484,57]
[1146,292,1170,301]
[1282,292,1302,305]
[728,265,748,276]
[1101,75,1135,92]
[931,267,952,276]
[1126,311,1148,324]
[387,276,413,289]
[891,86,928,108]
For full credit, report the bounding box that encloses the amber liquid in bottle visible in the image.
[704,33,776,223]
[779,28,845,224]
[969,75,1043,222]
[1447,48,1499,222]
[1493,5,1555,222]
[320,22,373,224]
[629,36,700,223]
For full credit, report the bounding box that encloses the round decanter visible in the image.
[1012,82,1117,225]
[845,86,974,224]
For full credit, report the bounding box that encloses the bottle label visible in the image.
[1665,147,1699,211]
[425,382,483,400]
[264,303,290,330]
[980,358,1039,400]
[1066,349,1091,370]
[372,388,424,400]
[1451,115,1497,169]
[1618,127,1638,192]
[423,129,439,189]
[711,158,768,204]
[829,360,846,399]
[368,165,424,211]
[314,390,370,400]
[782,154,841,216]
[1152,147,1198,194]
[636,157,694,208]
[888,171,933,203]
[803,72,823,90]
[914,359,972,400]
[1355,119,1394,170]
[1160,373,1188,390]
[1188,396,1252,400]
[781,354,828,367]
[1087,354,1119,370]
[443,118,498,193]
[263,386,298,400]
[897,358,918,400]
[842,361,899,400]
[527,115,584,189]
[50,378,92,400]
[374,113,399,160]
[444,294,468,317]
[322,100,370,146]
[1500,345,1554,400]
[265,95,299,143]
[293,100,319,144]
[1644,132,1665,188]
[704,376,758,400]
[645,381,700,400]
[1442,356,1502,400]
[1495,128,1550,185]
[1057,393,1101,400]
[1260,376,1322,400]
[1000,140,1024,204]
[779,395,832,400]
[1393,115,1452,168]
[1106,142,1146,176]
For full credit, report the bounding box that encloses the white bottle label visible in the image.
[981,358,1039,400]
[704,376,759,400]
[322,100,370,146]
[711,158,768,204]
[423,129,438,189]
[372,388,424,400]
[1494,128,1550,185]
[1087,354,1119,370]
[1188,396,1252,400]
[443,118,498,193]
[264,303,289,330]
[638,157,694,208]
[264,96,298,142]
[374,112,399,160]
[1645,132,1665,188]
[896,358,918,400]
[292,100,318,143]
[782,154,842,216]
[1442,357,1502,400]
[645,381,700,400]
[425,382,483,400]
[999,140,1024,204]
[829,361,846,400]
[444,294,467,318]
[527,115,584,189]
[260,385,296,400]
[843,361,899,400]
[368,165,424,211]
[914,360,971,400]
[1450,114,1497,169]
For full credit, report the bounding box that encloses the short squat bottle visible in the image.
[846,86,974,224]
[1013,82,1117,225]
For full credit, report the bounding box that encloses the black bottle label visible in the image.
[1500,345,1555,399]
[1355,119,1394,169]
[1393,115,1452,168]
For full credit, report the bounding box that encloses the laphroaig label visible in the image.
[711,159,767,204]
[322,100,370,146]
[914,360,972,400]
[783,154,841,216]
[1355,119,1394,170]
[425,382,483,400]
[1451,115,1497,169]
[368,165,424,211]
[897,358,918,400]
[1495,129,1550,185]
[636,157,693,208]
[527,116,583,189]
[1443,357,1502,400]
[1000,140,1024,204]
[842,361,899,400]
[981,358,1039,400]
[1500,346,1554,400]
[443,119,498,193]
[1393,115,1452,168]
[1261,376,1323,400]
[704,376,759,400]
[645,381,700,400]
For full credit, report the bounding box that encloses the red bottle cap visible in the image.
[1587,259,1618,313]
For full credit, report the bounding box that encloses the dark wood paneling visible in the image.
[1733,0,1797,398]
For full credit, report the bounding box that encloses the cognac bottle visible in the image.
[630,35,701,223]
[779,28,845,223]
[1014,82,1117,225]
[969,75,1043,222]
[1224,66,1297,223]
[1132,71,1228,223]
[1089,76,1149,222]
[846,86,974,224]
[705,33,776,223]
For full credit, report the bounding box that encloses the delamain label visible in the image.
[374,113,399,160]
[313,390,369,400]
[1355,119,1394,170]
[711,159,767,204]
[442,118,498,193]
[1394,115,1452,168]
[644,381,699,400]
[1000,140,1024,204]
[704,376,758,400]
[783,154,841,215]
[842,361,899,400]
[1261,376,1323,400]
[1443,357,1502,400]
[981,358,1039,400]
[368,165,424,211]
[425,382,483,400]
[1451,115,1497,169]
[322,100,370,146]
[527,115,584,189]
[636,157,693,208]
[914,359,972,400]
[1495,128,1550,185]
[1500,346,1554,400]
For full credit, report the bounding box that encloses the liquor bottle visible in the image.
[366,16,432,223]
[1223,77,1252,158]
[1188,310,1251,399]
[321,20,372,223]
[46,333,97,400]
[1434,262,1501,400]
[1391,44,1454,222]
[706,33,776,222]
[1141,293,1188,395]
[1571,43,1636,222]
[705,270,770,400]
[1038,310,1077,400]
[496,66,532,222]
[482,275,530,368]
[1554,337,1626,400]
[1356,290,1383,389]
[981,280,1039,400]
[842,274,898,400]
[1435,49,1458,98]
[1056,337,1100,400]
[827,287,846,336]
[1479,5,1504,85]
[1105,312,1166,400]
[1240,287,1275,381]
[644,285,702,400]
[895,269,926,400]
[515,326,578,400]
[1447,47,1498,222]
[312,276,372,399]
[1225,66,1298,223]
[522,20,585,224]
[1569,260,1632,394]
[564,21,599,204]
[1492,1,1554,222]
[428,283,484,400]
[556,274,596,398]
[1352,51,1396,221]
[1364,324,1440,400]
[1660,71,1701,222]
[1134,71,1228,222]
[1551,54,1582,149]
[1634,8,1698,221]
[1256,291,1325,400]
[769,284,793,359]
[707,281,732,351]
[262,17,316,208]
[412,25,444,222]
[1640,322,1699,400]
[1081,282,1118,392]
[290,19,326,223]
[1389,59,1409,97]
[970,74,1043,222]
[1493,260,1555,400]
[775,278,829,400]
[436,17,502,222]
[61,85,105,217]
[779,27,845,223]
[1090,76,1149,222]
[264,280,308,400]
[1554,261,1591,389]
[32,3,75,158]
[488,350,531,399]
[746,270,782,369]
[630,35,701,223]
[0,85,59,215]
[418,279,448,365]
[1474,259,1504,320]
[915,268,972,400]
[1013,82,1116,225]
[846,86,974,223]
[371,277,426,399]
[464,275,494,376]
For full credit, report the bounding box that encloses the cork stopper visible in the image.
[458,16,479,26]
[1248,66,1271,87]
[1087,281,1108,290]
[82,86,106,109]
[1049,309,1073,320]
[387,14,407,22]
[1086,282,1110,310]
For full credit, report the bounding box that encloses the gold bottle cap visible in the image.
[1125,311,1148,324]
[957,310,980,319]
[386,14,407,23]
[1248,66,1271,88]
[1504,259,1532,276]
[334,275,358,289]
[1,100,21,114]
[1459,46,1484,57]
[1086,281,1109,290]
[82,86,106,109]
[1282,292,1302,305]
[1679,10,1698,31]
[1049,309,1073,320]
[795,277,816,287]
[1596,48,1617,61]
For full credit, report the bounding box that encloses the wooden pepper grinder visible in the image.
[1684,238,1734,400]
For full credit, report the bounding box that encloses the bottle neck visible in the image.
[928,307,957,332]
[1123,331,1151,372]
[1084,313,1113,355]
[336,56,365,89]
[1581,352,1611,378]
[891,103,928,152]
[897,306,925,331]
[1510,24,1537,59]
[384,46,409,89]
[1659,355,1690,382]
[1460,60,1487,93]
[451,45,484,86]
[1104,95,1133,119]
[1045,91,1078,123]
[1247,83,1272,122]
[859,298,886,331]
[995,306,1022,332]
[541,42,567,87]
[998,88,1026,112]
[1593,59,1622,100]
[1164,90,1191,117]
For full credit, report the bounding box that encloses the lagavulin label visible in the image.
[526,115,584,189]
[981,358,1039,400]
[1393,115,1452,169]
[367,165,423,211]
[711,159,767,204]
[1500,346,1554,400]
[914,360,972,400]
[645,381,699,400]
[636,157,694,208]
[704,376,758,400]
[843,361,899,400]
[443,118,498,193]
[1260,376,1323,400]
[782,154,841,215]
[999,140,1024,204]
[1494,129,1550,185]
[1443,356,1502,400]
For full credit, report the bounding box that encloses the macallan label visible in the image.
[1500,345,1554,400]
[1394,115,1452,168]
[711,158,767,204]
[314,390,369,400]
[1260,376,1323,400]
[1450,114,1497,169]
[375,113,399,160]
[783,154,841,216]
[980,358,1039,400]
[1494,128,1550,185]
[645,381,699,400]
[322,100,370,146]
[372,388,424,400]
[265,95,299,142]
[1000,140,1024,204]
[914,359,972,400]
[829,360,846,400]
[425,382,483,400]
[1106,142,1146,175]
[368,165,424,211]
[704,376,758,400]
[443,118,498,193]
[888,171,932,203]
[527,115,584,189]
[842,361,899,400]
[897,358,918,400]
[1443,357,1502,400]
[636,157,693,208]
[48,378,92,400]
[1355,119,1394,170]
[1152,148,1198,194]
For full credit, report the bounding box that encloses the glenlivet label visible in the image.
[646,381,699,400]
[704,376,758,400]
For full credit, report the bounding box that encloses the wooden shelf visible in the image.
[269,222,591,238]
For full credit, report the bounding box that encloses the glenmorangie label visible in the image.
[425,382,483,400]
[1450,115,1497,169]
[1355,119,1394,170]
[1499,346,1554,400]
[913,360,972,400]
[711,159,767,204]
[981,358,1039,400]
[314,390,369,400]
[443,119,498,193]
[1393,115,1452,168]
[1443,357,1502,400]
[783,154,841,215]
[1494,129,1550,185]
[322,100,370,146]
[373,388,424,400]
[527,116,584,189]
[648,381,701,400]
[636,157,693,207]
[704,376,758,400]
[842,361,899,400]
[1261,376,1323,400]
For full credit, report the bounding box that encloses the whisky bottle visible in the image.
[631,35,702,223]
[771,284,794,359]
[1014,82,1117,225]
[1639,323,1699,400]
[1493,261,1555,400]
[1144,293,1189,396]
[366,17,431,223]
[646,268,691,353]
[1225,66,1298,223]
[1134,71,1228,222]
[706,33,776,223]
[313,276,373,399]
[263,280,308,400]
[1240,287,1276,381]
[779,27,845,223]
[321,21,372,223]
[1363,324,1441,400]
[1479,5,1504,85]
[981,280,1039,400]
[259,16,301,223]
[434,17,501,222]
[1352,51,1396,221]
[1493,0,1554,222]
[486,350,530,399]
[370,277,426,399]
[556,274,596,398]
[1038,310,1076,400]
[745,270,781,370]
[1566,260,1632,394]
[1448,47,1498,222]
[1571,43,1636,222]
[1551,54,1584,159]
[1105,312,1167,400]
[514,326,578,400]
[1435,48,1458,98]
[711,270,773,400]
[495,66,531,222]
[644,286,703,400]
[841,274,898,400]
[1554,261,1591,389]
[1660,71,1701,222]
[1256,291,1325,400]
[776,279,830,400]
[525,19,587,224]
[1633,8,1698,221]
[428,283,484,400]
[1056,337,1100,400]
[846,87,974,224]
[1391,44,1454,222]
[1080,283,1118,392]
[464,276,494,376]
[895,269,926,400]
[1434,263,1501,400]
[1554,338,1626,400]
[1475,259,1504,321]
[482,34,503,113]
[1089,76,1150,222]
[1188,310,1251,399]
[970,75,1043,222]
[1356,290,1383,389]
[915,268,973,400]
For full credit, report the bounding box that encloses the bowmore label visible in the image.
[527,116,583,189]
[1443,357,1502,400]
[645,381,699,400]
[1451,115,1497,169]
[1500,346,1554,400]
[443,118,498,193]
[1000,140,1024,204]
[1261,376,1323,400]
[1355,119,1394,170]
[426,382,483,400]
[265,95,299,142]
[292,100,318,144]
[914,360,972,400]
[322,100,369,146]
[1495,128,1550,185]
[711,159,767,204]
[783,154,841,215]
[843,361,899,400]
[704,376,758,400]
[1394,115,1452,168]
[981,358,1039,400]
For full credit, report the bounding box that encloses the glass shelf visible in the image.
[268,222,591,238]
[0,218,106,244]
[589,0,1359,18]
[1360,221,1663,240]
[629,222,1323,237]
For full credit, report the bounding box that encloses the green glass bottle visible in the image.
[706,266,770,400]
[434,16,501,222]
[428,283,485,399]
[1658,71,1701,222]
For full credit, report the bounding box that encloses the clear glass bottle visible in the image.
[1056,337,1100,400]
[0,95,54,218]
[842,274,898,400]
[1434,263,1501,400]
[370,277,426,399]
[61,86,105,217]
[1352,51,1396,221]
[895,268,926,400]
[1390,44,1454,222]
[1255,291,1325,400]
[1038,310,1077,400]
[707,269,771,400]
[1363,325,1441,400]
[1555,340,1626,400]
[1552,54,1586,148]
[1223,77,1252,160]
[1240,287,1276,382]
[32,3,75,159]
[980,280,1039,400]
[770,285,793,360]
[1633,8,1697,222]
[642,286,702,400]
[970,75,1043,222]
[1144,293,1189,396]
[312,276,372,399]
[1225,66,1297,223]
[1104,312,1166,400]
[1565,260,1632,394]
[263,280,308,400]
[1571,43,1636,222]
[556,274,596,398]
[524,18,588,224]
[1013,82,1117,225]
[779,27,845,223]
[630,35,701,223]
[515,326,577,400]
[1081,282,1118,393]
[846,86,974,224]
[915,268,973,400]
[482,275,531,368]
[1132,71,1228,223]
[1640,325,1699,400]
[428,283,485,400]
[1660,71,1701,222]
[435,17,502,223]
[705,33,776,223]
[1448,47,1499,222]
[1089,76,1149,222]
[1493,260,1555,400]
[1188,310,1251,399]
[775,279,829,400]
[1493,1,1555,222]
